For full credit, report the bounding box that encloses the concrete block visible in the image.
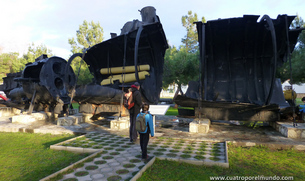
[31,112,48,121]
[189,118,210,133]
[69,109,79,115]
[75,113,92,122]
[70,115,83,124]
[12,108,21,115]
[57,117,76,126]
[295,145,305,151]
[0,107,12,117]
[12,115,36,124]
[110,118,130,130]
[45,112,58,122]
[302,131,305,139]
[271,122,305,139]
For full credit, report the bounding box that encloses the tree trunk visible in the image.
[174,84,184,99]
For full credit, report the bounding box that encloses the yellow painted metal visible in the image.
[283,89,297,100]
[100,71,150,85]
[100,64,150,74]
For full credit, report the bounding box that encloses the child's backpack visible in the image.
[136,113,147,132]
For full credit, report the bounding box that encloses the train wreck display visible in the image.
[2,6,168,116]
[3,55,76,114]
[71,6,168,115]
[175,14,304,121]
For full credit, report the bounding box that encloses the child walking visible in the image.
[137,103,154,160]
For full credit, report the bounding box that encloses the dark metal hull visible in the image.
[178,14,304,121]
[82,21,168,104]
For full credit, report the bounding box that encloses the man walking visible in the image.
[129,82,142,142]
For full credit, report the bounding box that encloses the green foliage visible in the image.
[0,43,53,83]
[181,11,206,53]
[276,15,305,84]
[0,52,19,82]
[21,43,53,66]
[163,46,199,92]
[163,45,178,89]
[68,20,104,85]
[163,11,204,93]
[68,20,104,54]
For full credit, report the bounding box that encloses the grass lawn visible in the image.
[296,98,303,106]
[139,145,305,181]
[0,132,89,181]
[165,107,178,116]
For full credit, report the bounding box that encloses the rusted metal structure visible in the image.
[69,6,168,115]
[2,55,76,113]
[175,14,304,121]
[2,6,168,116]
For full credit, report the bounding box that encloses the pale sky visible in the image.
[0,0,304,59]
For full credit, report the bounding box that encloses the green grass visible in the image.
[165,106,194,116]
[165,107,178,116]
[138,145,305,181]
[296,98,303,106]
[0,132,90,181]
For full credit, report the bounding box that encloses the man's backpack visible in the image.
[136,113,147,132]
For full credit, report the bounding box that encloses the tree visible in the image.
[0,43,52,83]
[162,45,178,89]
[68,20,104,85]
[276,15,305,84]
[290,14,305,49]
[163,11,205,97]
[0,52,19,83]
[163,46,199,97]
[181,11,206,53]
[21,43,53,68]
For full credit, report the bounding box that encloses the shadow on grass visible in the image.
[42,134,82,148]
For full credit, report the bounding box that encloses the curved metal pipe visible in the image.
[64,53,83,85]
[134,26,144,83]
[260,15,277,105]
[64,53,83,108]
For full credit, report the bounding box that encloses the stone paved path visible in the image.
[46,132,228,181]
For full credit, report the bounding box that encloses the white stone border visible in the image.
[50,135,101,153]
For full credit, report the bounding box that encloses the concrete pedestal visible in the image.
[45,112,58,122]
[270,122,305,139]
[189,118,210,133]
[12,115,36,124]
[57,117,76,126]
[57,114,84,126]
[75,113,92,123]
[0,107,21,117]
[110,117,130,130]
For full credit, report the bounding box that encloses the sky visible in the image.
[0,0,304,60]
